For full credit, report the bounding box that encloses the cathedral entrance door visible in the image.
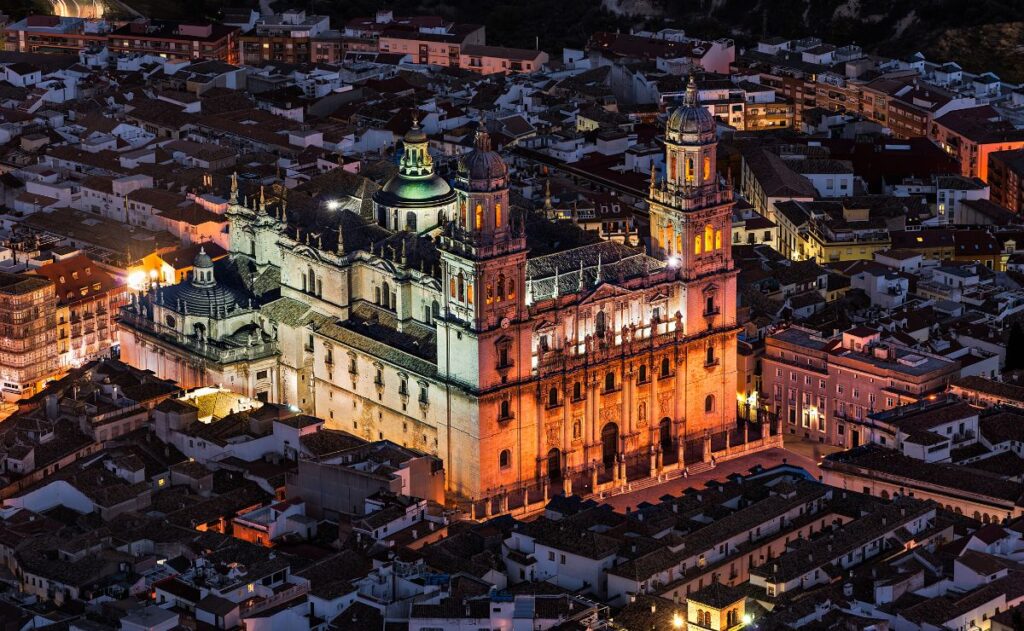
[547,448,561,481]
[659,418,673,456]
[601,423,619,469]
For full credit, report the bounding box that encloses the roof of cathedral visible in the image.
[374,118,456,209]
[526,240,665,298]
[313,303,438,376]
[458,127,507,185]
[156,257,254,319]
[666,75,715,141]
[378,171,455,206]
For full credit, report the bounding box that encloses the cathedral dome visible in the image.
[193,247,213,270]
[460,128,508,183]
[666,76,715,141]
[379,172,454,205]
[374,116,457,210]
[157,250,251,318]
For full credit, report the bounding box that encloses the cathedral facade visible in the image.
[119,81,760,500]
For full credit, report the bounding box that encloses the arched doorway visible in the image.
[659,418,673,456]
[601,423,619,469]
[547,448,561,481]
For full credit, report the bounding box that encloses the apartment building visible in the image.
[988,148,1024,213]
[459,44,548,75]
[107,20,239,64]
[378,23,484,67]
[237,10,330,65]
[30,254,129,370]
[2,15,106,54]
[0,271,57,400]
[932,106,1024,182]
[762,326,960,447]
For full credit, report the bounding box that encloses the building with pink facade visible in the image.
[762,325,960,448]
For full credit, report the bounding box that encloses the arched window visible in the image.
[685,156,694,183]
[705,394,715,413]
[715,229,722,250]
[486,283,494,304]
[703,155,711,181]
[499,399,511,419]
[669,154,677,180]
[475,203,483,230]
[496,275,505,301]
[604,372,615,392]
[661,357,671,378]
[705,224,714,252]
[695,235,702,255]
[308,267,316,295]
[424,305,432,324]
[638,364,648,383]
[382,282,391,309]
[499,449,510,468]
[706,345,715,365]
[507,279,515,300]
[431,300,440,319]
[573,381,582,400]
[705,294,716,315]
[495,202,502,227]
[595,311,606,338]
[467,283,474,304]
[697,610,705,626]
[449,277,456,299]
[457,271,465,302]
[548,387,558,407]
[459,199,467,228]
[406,211,417,231]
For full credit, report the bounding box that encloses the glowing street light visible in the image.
[672,613,684,628]
[325,200,341,211]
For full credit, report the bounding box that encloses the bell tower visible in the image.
[437,128,528,390]
[649,76,733,284]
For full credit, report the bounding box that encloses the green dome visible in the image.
[378,173,455,206]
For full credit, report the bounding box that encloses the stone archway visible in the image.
[601,423,619,469]
[659,417,673,456]
[547,448,561,481]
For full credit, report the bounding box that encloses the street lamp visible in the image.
[672,613,683,628]
[325,200,341,211]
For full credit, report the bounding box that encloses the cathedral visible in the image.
[119,79,763,500]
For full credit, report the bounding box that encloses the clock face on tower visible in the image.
[501,317,510,329]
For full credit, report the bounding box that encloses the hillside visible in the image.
[310,0,1024,82]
